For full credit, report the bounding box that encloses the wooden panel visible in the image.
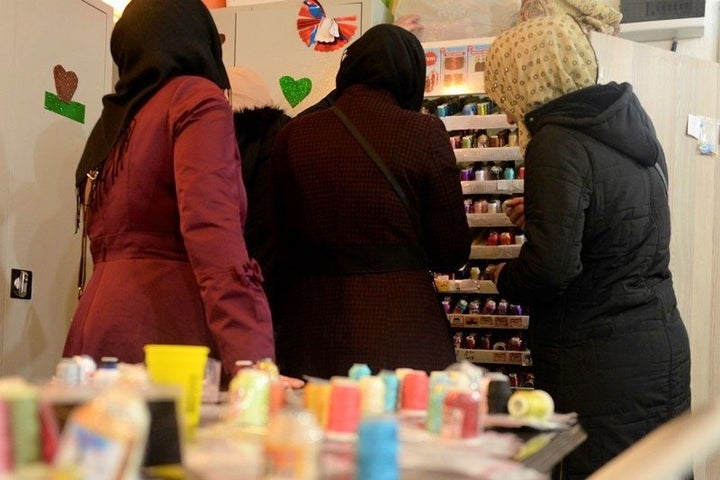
[591,32,720,480]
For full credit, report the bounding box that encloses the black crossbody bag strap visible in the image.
[330,105,421,235]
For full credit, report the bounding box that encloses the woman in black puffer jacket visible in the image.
[485,15,691,480]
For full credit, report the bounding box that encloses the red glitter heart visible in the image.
[53,65,78,103]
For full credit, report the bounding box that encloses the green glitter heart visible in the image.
[279,75,312,108]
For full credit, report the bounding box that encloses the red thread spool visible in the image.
[400,370,429,412]
[326,377,361,440]
[442,389,481,439]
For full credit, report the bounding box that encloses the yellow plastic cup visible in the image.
[144,344,209,438]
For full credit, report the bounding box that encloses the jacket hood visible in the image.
[525,82,661,167]
[233,106,288,145]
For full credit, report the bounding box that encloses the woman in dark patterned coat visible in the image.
[269,24,471,379]
[485,15,692,479]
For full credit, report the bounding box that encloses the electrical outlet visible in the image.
[10,269,32,299]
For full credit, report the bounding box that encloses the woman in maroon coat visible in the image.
[63,0,274,381]
[270,24,471,379]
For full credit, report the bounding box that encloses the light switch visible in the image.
[10,269,32,299]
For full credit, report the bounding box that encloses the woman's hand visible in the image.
[503,196,525,230]
[487,262,506,285]
[280,375,305,389]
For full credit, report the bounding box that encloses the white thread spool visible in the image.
[359,376,386,417]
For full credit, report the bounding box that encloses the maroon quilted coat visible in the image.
[270,85,471,379]
[63,76,275,378]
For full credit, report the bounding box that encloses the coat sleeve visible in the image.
[419,116,471,272]
[169,79,275,376]
[497,129,591,304]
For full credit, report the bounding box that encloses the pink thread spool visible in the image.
[400,370,429,413]
[326,377,361,440]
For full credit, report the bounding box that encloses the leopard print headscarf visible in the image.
[485,14,598,151]
[520,0,623,35]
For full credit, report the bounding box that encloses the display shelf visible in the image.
[440,113,510,131]
[448,314,530,329]
[461,179,524,196]
[430,88,530,375]
[454,146,522,163]
[467,213,514,228]
[470,244,522,260]
[434,278,498,294]
[455,348,532,366]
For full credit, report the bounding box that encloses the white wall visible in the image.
[643,0,719,62]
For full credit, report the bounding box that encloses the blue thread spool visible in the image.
[349,363,372,381]
[357,416,399,480]
[379,370,399,413]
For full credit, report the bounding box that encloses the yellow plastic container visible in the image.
[144,344,209,438]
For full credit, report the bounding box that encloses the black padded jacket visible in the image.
[497,82,691,479]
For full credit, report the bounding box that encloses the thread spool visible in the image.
[226,368,270,428]
[378,370,399,413]
[359,376,385,417]
[303,378,331,429]
[4,385,41,466]
[264,406,323,479]
[441,388,481,439]
[55,358,81,386]
[426,382,452,434]
[0,398,11,473]
[399,370,429,413]
[486,374,512,414]
[507,389,554,421]
[356,416,399,480]
[326,377,361,440]
[349,363,372,381]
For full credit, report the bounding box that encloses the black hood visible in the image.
[525,82,661,167]
[233,106,288,146]
[233,106,290,186]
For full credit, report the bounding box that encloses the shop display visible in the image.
[0,356,583,479]
[422,59,534,386]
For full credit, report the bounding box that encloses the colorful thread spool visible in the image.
[508,389,554,421]
[399,370,429,413]
[0,399,11,474]
[359,376,385,417]
[356,416,399,480]
[441,388,482,439]
[264,406,323,479]
[378,370,399,413]
[226,368,270,428]
[426,382,452,435]
[326,377,361,440]
[349,363,372,381]
[303,378,331,428]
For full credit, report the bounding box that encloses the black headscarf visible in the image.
[335,23,425,112]
[75,0,230,187]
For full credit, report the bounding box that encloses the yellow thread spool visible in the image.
[507,389,554,421]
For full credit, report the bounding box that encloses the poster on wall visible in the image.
[423,38,494,97]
